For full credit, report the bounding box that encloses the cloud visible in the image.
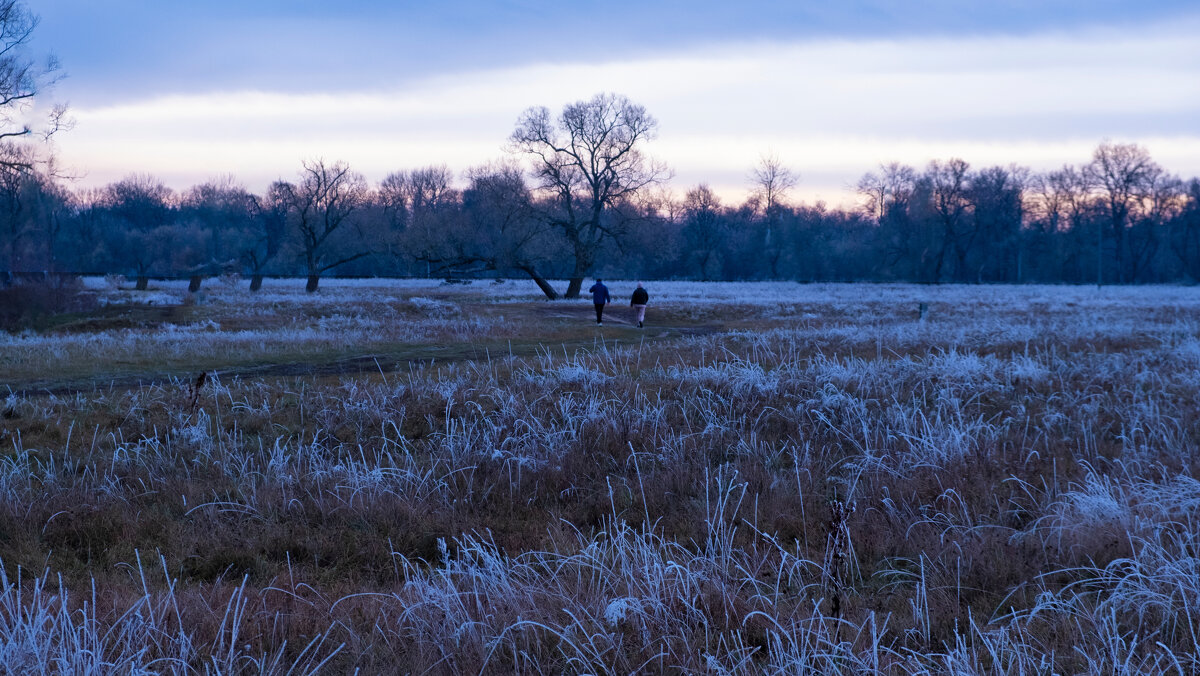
[59,18,1200,206]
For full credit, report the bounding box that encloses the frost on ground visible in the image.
[1,282,1199,672]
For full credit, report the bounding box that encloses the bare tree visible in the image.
[377,172,408,232]
[379,165,457,229]
[279,159,370,292]
[926,158,972,282]
[1026,168,1075,280]
[751,153,797,216]
[179,177,259,289]
[1170,179,1200,281]
[681,184,725,280]
[29,171,67,271]
[1043,165,1098,282]
[240,181,289,291]
[1085,142,1157,284]
[406,165,457,216]
[1128,164,1183,282]
[857,162,916,222]
[377,165,458,272]
[0,1,66,282]
[969,165,1028,282]
[101,174,174,289]
[0,155,30,271]
[402,161,563,296]
[1033,167,1081,235]
[510,92,668,299]
[749,153,798,277]
[857,163,920,279]
[0,1,67,172]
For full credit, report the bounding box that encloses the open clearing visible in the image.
[2,279,1200,673]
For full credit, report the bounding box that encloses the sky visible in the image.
[26,0,1200,207]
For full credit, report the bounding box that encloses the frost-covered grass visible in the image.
[83,274,1200,307]
[2,282,1199,672]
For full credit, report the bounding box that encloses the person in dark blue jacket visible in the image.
[588,279,610,324]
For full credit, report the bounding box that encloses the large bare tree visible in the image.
[0,1,67,171]
[0,0,66,283]
[510,93,668,299]
[278,159,370,292]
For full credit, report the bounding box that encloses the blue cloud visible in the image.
[32,0,1200,104]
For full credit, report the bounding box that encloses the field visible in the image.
[2,278,1200,673]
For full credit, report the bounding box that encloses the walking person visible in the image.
[588,278,610,325]
[630,282,649,328]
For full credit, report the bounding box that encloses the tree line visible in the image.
[2,1,1199,299]
[2,94,1198,297]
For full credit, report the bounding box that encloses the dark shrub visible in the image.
[0,275,99,331]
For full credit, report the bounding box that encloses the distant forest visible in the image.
[4,94,1199,298]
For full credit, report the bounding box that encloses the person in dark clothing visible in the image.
[630,282,649,328]
[588,279,610,324]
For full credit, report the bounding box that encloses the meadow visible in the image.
[2,277,1199,673]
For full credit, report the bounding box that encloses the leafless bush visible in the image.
[0,275,98,331]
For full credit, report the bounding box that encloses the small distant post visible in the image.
[918,302,928,321]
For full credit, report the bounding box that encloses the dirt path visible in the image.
[11,316,724,398]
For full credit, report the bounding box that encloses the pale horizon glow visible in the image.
[52,16,1200,208]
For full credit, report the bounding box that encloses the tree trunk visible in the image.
[306,274,319,292]
[1114,223,1126,284]
[519,265,558,300]
[249,274,263,291]
[188,275,203,292]
[136,275,148,290]
[564,277,584,299]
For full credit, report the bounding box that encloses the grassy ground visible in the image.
[5,284,726,392]
[2,279,1199,673]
